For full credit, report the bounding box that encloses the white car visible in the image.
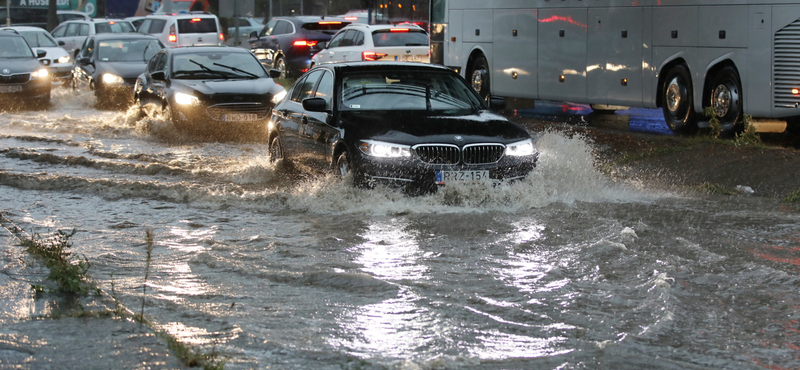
[136,12,223,47]
[311,23,429,67]
[2,26,72,85]
[50,19,136,57]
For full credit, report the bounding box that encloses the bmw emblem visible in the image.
[1,69,9,75]
[454,135,463,141]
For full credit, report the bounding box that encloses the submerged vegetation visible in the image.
[784,188,800,203]
[19,228,96,295]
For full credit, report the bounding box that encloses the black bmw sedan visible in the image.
[268,62,538,193]
[73,33,164,108]
[134,46,286,140]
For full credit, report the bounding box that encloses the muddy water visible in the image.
[1,89,798,369]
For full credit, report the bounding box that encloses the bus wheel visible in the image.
[662,64,698,134]
[708,66,743,137]
[468,56,490,101]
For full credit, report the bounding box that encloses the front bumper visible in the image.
[172,101,273,137]
[353,152,538,192]
[0,77,51,101]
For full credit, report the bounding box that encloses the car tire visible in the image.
[468,55,490,101]
[162,103,183,130]
[707,66,743,137]
[268,135,283,163]
[661,64,698,134]
[274,56,287,79]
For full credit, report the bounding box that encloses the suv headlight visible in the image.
[102,73,123,84]
[174,92,199,105]
[504,139,536,157]
[57,55,71,64]
[359,140,412,158]
[31,69,49,79]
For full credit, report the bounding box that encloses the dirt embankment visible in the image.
[521,120,800,200]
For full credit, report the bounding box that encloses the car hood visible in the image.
[97,61,149,79]
[338,110,531,145]
[0,58,46,74]
[171,78,277,96]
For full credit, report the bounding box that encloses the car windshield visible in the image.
[171,52,266,79]
[371,29,428,47]
[95,21,134,34]
[98,39,163,62]
[340,70,484,113]
[19,30,58,47]
[0,36,35,58]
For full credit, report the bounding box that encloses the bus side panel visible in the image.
[605,7,644,106]
[492,9,538,99]
[445,10,463,71]
[770,5,800,118]
[643,7,656,109]
[463,10,493,43]
[698,6,747,48]
[652,6,698,48]
[746,6,771,118]
[587,8,607,105]
[537,8,588,103]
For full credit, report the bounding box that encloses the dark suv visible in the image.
[248,16,349,78]
[0,30,51,106]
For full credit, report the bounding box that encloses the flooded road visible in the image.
[1,89,799,369]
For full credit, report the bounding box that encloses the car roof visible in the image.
[0,26,49,32]
[340,23,425,31]
[145,12,217,19]
[320,61,453,73]
[274,16,348,24]
[165,45,247,55]
[0,30,25,38]
[90,32,160,41]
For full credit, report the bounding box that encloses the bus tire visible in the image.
[661,64,698,134]
[708,66,743,137]
[468,55,490,101]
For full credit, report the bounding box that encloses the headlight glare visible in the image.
[174,92,199,105]
[271,90,287,103]
[31,69,49,79]
[359,140,412,158]
[57,55,71,64]
[102,73,123,84]
[504,139,536,157]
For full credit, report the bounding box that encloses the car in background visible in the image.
[226,17,262,45]
[72,33,164,108]
[0,30,51,106]
[311,23,429,67]
[125,16,147,31]
[57,10,91,24]
[134,46,285,140]
[51,18,136,57]
[248,16,350,78]
[1,26,72,85]
[136,12,224,48]
[268,62,538,193]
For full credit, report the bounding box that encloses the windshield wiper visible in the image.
[212,62,259,79]
[189,59,228,79]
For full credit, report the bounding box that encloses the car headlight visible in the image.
[31,69,49,79]
[359,140,412,158]
[57,55,71,64]
[174,92,199,105]
[271,90,287,103]
[102,73,124,84]
[504,139,536,157]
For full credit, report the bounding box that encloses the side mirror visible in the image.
[302,97,328,112]
[36,49,47,58]
[488,97,507,111]
[79,56,91,65]
[268,69,282,79]
[249,31,258,39]
[58,40,65,46]
[151,71,166,81]
[318,41,328,49]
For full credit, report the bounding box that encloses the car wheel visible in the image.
[161,103,180,129]
[661,64,698,134]
[335,151,352,179]
[268,135,283,163]
[274,56,287,79]
[133,93,145,119]
[707,66,743,137]
[468,55,490,101]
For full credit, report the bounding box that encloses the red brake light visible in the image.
[190,18,202,23]
[293,40,318,47]
[362,51,387,61]
[109,21,116,25]
[168,34,177,42]
[389,28,410,32]
[344,17,358,21]
[318,21,342,25]
[219,33,224,41]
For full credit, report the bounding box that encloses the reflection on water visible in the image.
[508,101,675,136]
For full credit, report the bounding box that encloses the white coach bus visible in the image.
[429,0,800,135]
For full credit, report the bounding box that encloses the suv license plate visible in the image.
[436,170,490,185]
[0,85,22,93]
[222,113,258,122]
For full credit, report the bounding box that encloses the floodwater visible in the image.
[1,88,799,369]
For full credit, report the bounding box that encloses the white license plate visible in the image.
[397,55,422,62]
[436,170,490,184]
[222,113,258,122]
[0,85,22,93]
